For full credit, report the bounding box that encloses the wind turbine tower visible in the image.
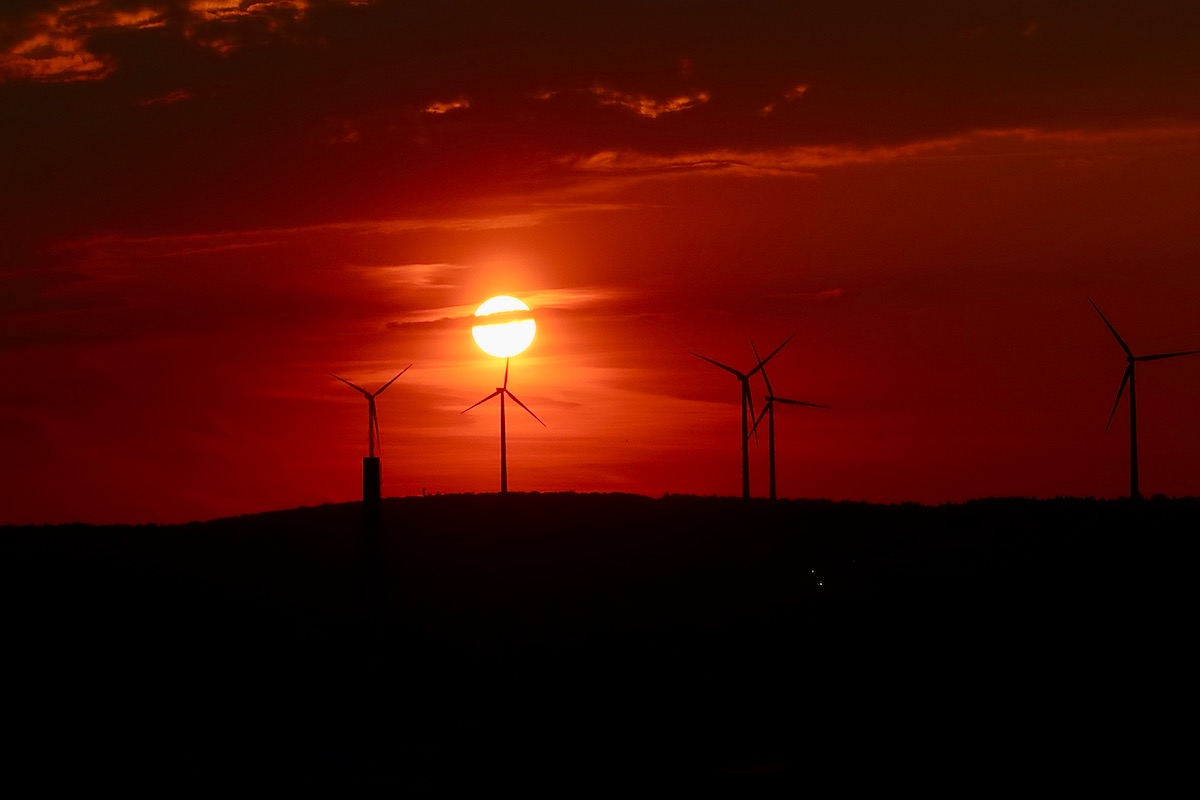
[333,366,410,507]
[1088,298,1200,501]
[749,339,830,500]
[691,334,793,499]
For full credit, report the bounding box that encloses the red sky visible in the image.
[3,0,1200,524]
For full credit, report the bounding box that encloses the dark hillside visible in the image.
[3,494,1195,791]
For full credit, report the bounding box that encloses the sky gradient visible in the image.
[4,0,1200,524]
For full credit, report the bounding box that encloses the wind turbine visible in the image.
[1089,297,1200,501]
[691,334,794,499]
[333,366,411,506]
[462,357,545,494]
[748,339,830,501]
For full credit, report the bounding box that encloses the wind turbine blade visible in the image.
[503,357,510,389]
[749,402,769,439]
[1105,366,1132,431]
[750,340,774,395]
[1138,349,1200,362]
[504,390,547,426]
[747,334,794,378]
[775,398,832,409]
[690,352,744,379]
[332,374,371,397]
[462,390,502,413]
[1088,297,1133,358]
[373,364,412,396]
[743,382,758,445]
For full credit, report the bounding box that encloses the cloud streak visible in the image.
[560,124,1200,180]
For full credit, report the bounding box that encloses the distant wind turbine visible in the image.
[462,357,545,494]
[333,366,411,506]
[691,334,794,500]
[1088,297,1200,501]
[748,339,830,501]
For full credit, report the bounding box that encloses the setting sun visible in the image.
[472,295,537,358]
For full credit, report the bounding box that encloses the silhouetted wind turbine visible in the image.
[1089,297,1200,501]
[462,357,545,494]
[748,339,830,501]
[691,334,794,499]
[333,366,410,506]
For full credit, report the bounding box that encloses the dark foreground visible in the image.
[3,494,1196,791]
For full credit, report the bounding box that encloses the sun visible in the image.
[472,295,537,358]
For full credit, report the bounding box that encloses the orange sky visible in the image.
[3,1,1200,524]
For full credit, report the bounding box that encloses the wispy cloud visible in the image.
[423,97,470,115]
[183,0,318,54]
[0,0,355,81]
[0,1,165,82]
[561,124,1200,179]
[587,85,710,118]
[137,87,193,106]
[383,286,638,334]
[186,1,314,23]
[51,210,569,255]
[761,83,809,115]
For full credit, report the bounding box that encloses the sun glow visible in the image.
[472,295,537,358]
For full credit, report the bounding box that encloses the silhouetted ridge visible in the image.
[3,494,1194,791]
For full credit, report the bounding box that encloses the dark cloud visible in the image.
[6,1,1200,234]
